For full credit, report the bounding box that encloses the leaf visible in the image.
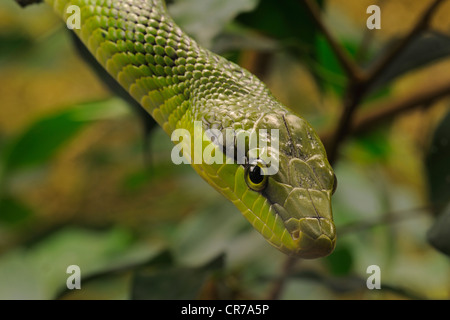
[171,200,247,266]
[425,110,450,256]
[324,242,354,276]
[425,110,450,211]
[427,204,450,257]
[236,0,325,67]
[348,128,392,164]
[369,31,450,91]
[0,226,162,299]
[0,195,33,226]
[0,33,32,63]
[236,0,323,51]
[168,0,259,48]
[315,35,359,96]
[1,98,128,173]
[131,254,224,300]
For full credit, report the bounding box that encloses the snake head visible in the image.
[243,112,337,259]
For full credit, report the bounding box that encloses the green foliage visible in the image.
[427,205,450,257]
[236,0,323,55]
[131,253,224,299]
[0,33,32,64]
[426,110,450,256]
[1,0,449,300]
[169,0,259,48]
[1,99,128,173]
[315,35,359,95]
[370,31,450,91]
[0,195,33,226]
[425,110,450,212]
[325,242,354,276]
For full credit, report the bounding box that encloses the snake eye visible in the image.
[245,160,268,191]
[331,173,338,195]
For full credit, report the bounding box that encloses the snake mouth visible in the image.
[273,203,336,259]
[290,217,336,259]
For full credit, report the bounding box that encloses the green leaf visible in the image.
[0,195,33,226]
[171,200,247,266]
[236,0,322,49]
[324,242,354,276]
[0,33,32,62]
[0,226,162,299]
[345,128,391,165]
[1,98,128,173]
[131,254,224,300]
[425,110,450,256]
[369,31,450,91]
[169,0,259,48]
[427,204,450,257]
[315,35,359,96]
[236,0,325,78]
[425,110,450,211]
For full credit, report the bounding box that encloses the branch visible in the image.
[265,256,298,300]
[366,0,446,84]
[324,0,446,164]
[320,79,450,145]
[273,0,447,300]
[351,80,450,136]
[290,270,427,300]
[338,204,435,236]
[303,0,364,83]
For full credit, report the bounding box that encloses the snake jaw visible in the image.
[292,217,336,259]
[271,193,336,259]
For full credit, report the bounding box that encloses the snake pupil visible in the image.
[249,165,264,184]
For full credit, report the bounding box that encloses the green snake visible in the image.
[22,0,337,258]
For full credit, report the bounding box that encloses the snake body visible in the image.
[35,0,337,258]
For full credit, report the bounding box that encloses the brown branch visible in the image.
[303,0,364,83]
[324,0,446,164]
[326,83,365,165]
[366,0,447,84]
[338,204,435,236]
[355,0,386,63]
[272,0,447,301]
[265,256,298,300]
[320,79,450,145]
[351,80,450,135]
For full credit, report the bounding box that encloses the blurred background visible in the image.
[0,0,449,299]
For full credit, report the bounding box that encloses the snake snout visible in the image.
[293,217,336,259]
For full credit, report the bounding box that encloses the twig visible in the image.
[338,204,435,236]
[351,80,450,136]
[326,82,364,165]
[266,256,298,300]
[324,0,446,164]
[366,0,446,84]
[319,79,450,145]
[290,270,427,300]
[355,0,386,63]
[270,0,447,300]
[303,0,364,83]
